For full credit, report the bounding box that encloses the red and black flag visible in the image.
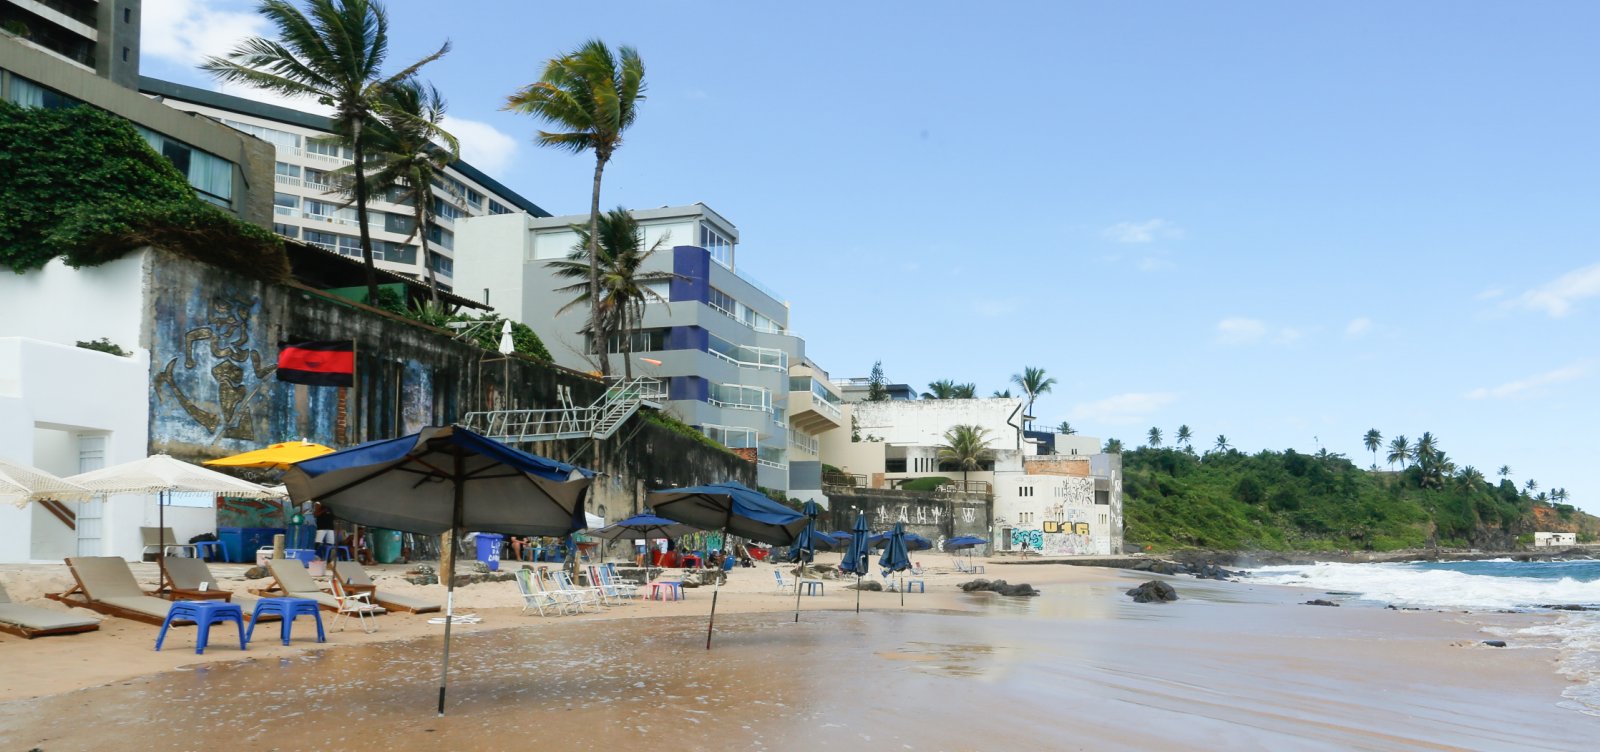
[277,341,355,387]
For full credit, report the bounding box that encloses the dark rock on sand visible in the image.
[1303,599,1340,607]
[1126,580,1178,603]
[959,579,1040,596]
[1482,640,1507,648]
[243,565,268,579]
[1540,604,1595,611]
[849,580,884,591]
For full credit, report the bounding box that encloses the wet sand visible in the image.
[2,559,1595,750]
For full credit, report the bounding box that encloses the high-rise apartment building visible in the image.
[1,0,141,89]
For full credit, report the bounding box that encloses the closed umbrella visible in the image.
[788,500,824,624]
[283,425,594,715]
[648,481,807,649]
[67,455,276,591]
[879,522,914,607]
[1,457,92,507]
[838,512,872,613]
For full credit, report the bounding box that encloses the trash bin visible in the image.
[373,529,403,564]
[475,533,503,571]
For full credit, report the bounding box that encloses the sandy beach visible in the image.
[2,557,1595,750]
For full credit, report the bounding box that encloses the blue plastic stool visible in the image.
[801,580,825,596]
[247,597,326,646]
[193,540,225,561]
[157,601,246,654]
[325,545,353,562]
[906,580,926,593]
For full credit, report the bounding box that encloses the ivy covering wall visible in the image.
[0,101,287,279]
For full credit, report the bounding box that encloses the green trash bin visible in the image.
[373,529,403,564]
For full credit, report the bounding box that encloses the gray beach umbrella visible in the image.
[838,512,872,613]
[283,425,594,715]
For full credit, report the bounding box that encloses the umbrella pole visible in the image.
[705,515,731,650]
[437,453,466,716]
[793,555,803,623]
[157,490,167,594]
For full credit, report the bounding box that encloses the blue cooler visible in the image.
[475,533,504,571]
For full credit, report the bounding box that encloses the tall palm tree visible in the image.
[1056,421,1076,435]
[204,0,450,305]
[991,388,1013,398]
[937,424,993,486]
[1498,465,1512,480]
[953,382,977,399]
[1525,479,1538,497]
[1536,491,1549,503]
[1103,438,1124,454]
[1176,424,1194,452]
[1552,488,1568,503]
[340,77,458,304]
[1454,465,1485,493]
[1414,432,1438,468]
[1010,366,1057,421]
[1147,426,1163,448]
[1213,435,1230,453]
[1363,429,1383,470]
[548,207,674,380]
[506,39,645,376]
[922,380,958,399]
[1386,435,1411,470]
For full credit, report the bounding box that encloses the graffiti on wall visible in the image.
[1038,507,1096,555]
[875,503,945,527]
[400,360,434,434]
[1010,528,1043,551]
[153,295,276,444]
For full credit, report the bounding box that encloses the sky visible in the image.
[142,1,1600,513]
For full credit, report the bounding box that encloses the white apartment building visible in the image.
[454,204,843,501]
[821,398,1123,555]
[140,77,551,293]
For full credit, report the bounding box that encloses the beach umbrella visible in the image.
[788,501,824,624]
[870,531,933,551]
[879,522,914,607]
[67,454,276,592]
[648,481,807,649]
[945,535,987,569]
[202,440,335,469]
[838,512,872,613]
[1,457,93,507]
[283,425,594,715]
[590,513,697,569]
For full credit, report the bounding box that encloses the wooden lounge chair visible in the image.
[330,560,440,614]
[50,556,180,626]
[140,527,195,560]
[255,558,385,616]
[0,580,100,638]
[163,557,279,621]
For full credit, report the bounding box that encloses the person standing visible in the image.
[313,501,337,559]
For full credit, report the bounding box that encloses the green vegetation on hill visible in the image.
[0,102,286,279]
[1121,447,1599,552]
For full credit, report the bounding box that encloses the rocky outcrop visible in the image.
[1125,580,1178,603]
[959,579,1040,597]
[1303,599,1339,607]
[1126,558,1242,580]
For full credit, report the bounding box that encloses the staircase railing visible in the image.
[461,377,666,444]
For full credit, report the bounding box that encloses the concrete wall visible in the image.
[823,489,990,554]
[851,398,1025,456]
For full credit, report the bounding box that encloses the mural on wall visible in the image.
[1010,528,1043,551]
[217,495,288,528]
[153,294,276,445]
[400,360,434,433]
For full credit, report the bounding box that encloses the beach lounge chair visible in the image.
[588,565,637,602]
[162,557,280,621]
[256,558,386,616]
[331,560,441,614]
[553,570,604,611]
[0,580,100,638]
[329,576,380,633]
[51,557,182,626]
[140,527,195,560]
[515,568,570,616]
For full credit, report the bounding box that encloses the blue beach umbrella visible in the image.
[648,481,808,649]
[871,531,933,551]
[944,535,988,568]
[283,425,594,716]
[879,523,914,607]
[789,500,825,623]
[591,513,699,568]
[839,512,872,613]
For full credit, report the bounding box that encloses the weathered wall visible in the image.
[824,489,990,554]
[142,249,753,528]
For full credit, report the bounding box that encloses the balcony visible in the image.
[788,377,844,434]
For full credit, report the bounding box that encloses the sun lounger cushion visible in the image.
[96,595,177,620]
[68,556,148,599]
[0,582,100,633]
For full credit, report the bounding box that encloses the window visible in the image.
[224,119,301,150]
[699,223,732,268]
[6,76,78,109]
[306,138,352,160]
[336,234,362,256]
[463,187,483,209]
[384,185,414,205]
[384,212,415,235]
[426,225,454,250]
[488,200,512,215]
[708,383,770,412]
[702,424,758,449]
[273,223,299,239]
[135,126,234,206]
[605,329,667,354]
[122,47,129,62]
[885,458,907,473]
[303,229,338,251]
[275,161,301,180]
[428,254,453,275]
[1095,490,1110,505]
[273,192,299,217]
[706,287,736,317]
[432,197,464,220]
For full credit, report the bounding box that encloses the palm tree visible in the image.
[1056,421,1076,435]
[1363,429,1383,470]
[1536,491,1549,503]
[1414,432,1438,467]
[922,380,958,399]
[204,0,450,305]
[1386,435,1411,470]
[1176,424,1194,452]
[991,388,1013,398]
[1552,488,1569,503]
[340,77,458,304]
[1213,435,1230,453]
[1147,426,1163,448]
[1010,366,1057,422]
[506,39,645,376]
[953,383,977,399]
[1525,479,1538,497]
[1103,438,1124,454]
[1455,465,1485,493]
[1498,465,1512,480]
[937,424,993,486]
[547,207,674,380]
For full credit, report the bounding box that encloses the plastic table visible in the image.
[192,540,225,561]
[156,601,246,654]
[247,597,325,646]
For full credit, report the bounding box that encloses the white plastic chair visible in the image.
[330,576,380,633]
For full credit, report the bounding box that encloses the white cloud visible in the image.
[142,0,266,68]
[1345,317,1372,337]
[1216,317,1268,344]
[1511,262,1600,318]
[1466,362,1591,400]
[1103,219,1182,244]
[440,116,519,175]
[1069,392,1178,425]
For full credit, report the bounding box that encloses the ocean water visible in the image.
[1250,559,1600,717]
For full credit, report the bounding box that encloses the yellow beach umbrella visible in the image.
[204,440,335,470]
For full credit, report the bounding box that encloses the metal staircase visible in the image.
[461,377,666,444]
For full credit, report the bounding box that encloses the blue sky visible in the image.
[145,2,1600,512]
